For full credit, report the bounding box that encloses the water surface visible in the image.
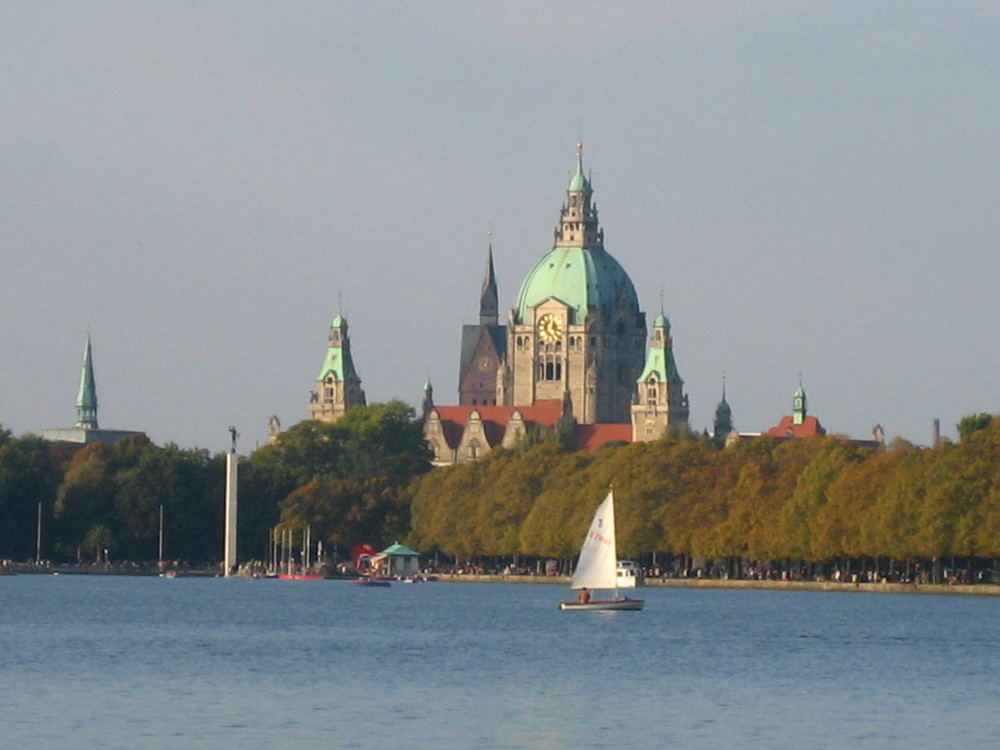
[2,575,997,749]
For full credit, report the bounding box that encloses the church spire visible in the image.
[76,335,98,429]
[479,241,499,326]
[714,373,732,441]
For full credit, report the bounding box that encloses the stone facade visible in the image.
[426,146,691,463]
[630,315,690,441]
[309,315,366,423]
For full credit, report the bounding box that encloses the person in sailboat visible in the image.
[577,587,591,604]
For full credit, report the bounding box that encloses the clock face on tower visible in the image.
[537,313,563,343]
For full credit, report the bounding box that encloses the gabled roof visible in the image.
[431,400,565,442]
[766,415,826,438]
[458,323,506,384]
[429,399,633,454]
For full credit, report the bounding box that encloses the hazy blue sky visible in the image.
[3,2,998,453]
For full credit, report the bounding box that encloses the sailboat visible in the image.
[559,489,644,611]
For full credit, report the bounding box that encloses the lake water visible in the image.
[2,575,998,749]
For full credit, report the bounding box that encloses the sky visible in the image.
[2,2,998,454]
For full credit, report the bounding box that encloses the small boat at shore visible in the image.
[277,573,326,581]
[559,489,644,611]
[351,575,392,587]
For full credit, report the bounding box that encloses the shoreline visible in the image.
[6,567,999,596]
[435,573,1000,597]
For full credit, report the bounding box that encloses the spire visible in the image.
[421,379,434,418]
[556,142,602,250]
[567,141,591,193]
[76,335,98,429]
[714,373,732,441]
[793,378,807,426]
[479,241,499,326]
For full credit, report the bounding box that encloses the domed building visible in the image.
[500,145,645,424]
[426,145,690,465]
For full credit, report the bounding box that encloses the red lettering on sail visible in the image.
[587,530,611,546]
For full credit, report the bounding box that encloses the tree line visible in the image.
[3,406,999,578]
[0,401,430,566]
[409,413,1000,579]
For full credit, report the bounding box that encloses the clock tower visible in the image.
[500,145,646,424]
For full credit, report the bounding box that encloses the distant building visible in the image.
[42,336,146,446]
[725,383,881,449]
[308,314,366,423]
[712,377,733,443]
[425,145,690,464]
[766,385,826,439]
[458,245,506,407]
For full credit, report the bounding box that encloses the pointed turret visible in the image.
[458,243,506,406]
[714,375,733,441]
[309,313,366,423]
[76,336,98,429]
[631,313,689,441]
[793,384,807,426]
[555,142,603,250]
[422,379,434,419]
[479,243,499,326]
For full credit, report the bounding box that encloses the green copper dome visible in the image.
[567,152,591,192]
[515,246,639,325]
[515,147,639,325]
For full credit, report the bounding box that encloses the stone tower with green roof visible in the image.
[309,314,366,422]
[630,313,689,440]
[501,144,646,424]
[41,335,146,446]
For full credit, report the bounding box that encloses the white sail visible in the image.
[570,490,618,590]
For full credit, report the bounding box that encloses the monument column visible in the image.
[224,427,238,577]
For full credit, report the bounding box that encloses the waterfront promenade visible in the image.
[437,571,1000,596]
[6,562,1000,596]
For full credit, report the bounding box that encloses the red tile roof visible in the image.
[431,399,563,430]
[573,423,633,451]
[766,415,826,438]
[429,400,632,452]
[430,400,565,450]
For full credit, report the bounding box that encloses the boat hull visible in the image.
[559,598,644,611]
[351,577,391,587]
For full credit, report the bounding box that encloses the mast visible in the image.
[610,488,620,601]
[35,501,42,565]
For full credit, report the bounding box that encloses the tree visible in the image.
[251,402,432,553]
[957,413,993,442]
[0,432,61,560]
